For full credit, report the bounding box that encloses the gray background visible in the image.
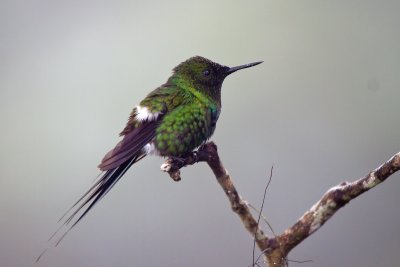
[1,1,399,266]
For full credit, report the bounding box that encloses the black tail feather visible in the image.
[70,154,144,228]
[36,153,145,262]
[47,153,145,248]
[64,152,145,229]
[37,106,161,262]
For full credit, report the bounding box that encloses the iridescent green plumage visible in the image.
[142,58,223,155]
[155,100,217,155]
[59,56,262,233]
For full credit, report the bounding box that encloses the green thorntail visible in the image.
[62,56,262,229]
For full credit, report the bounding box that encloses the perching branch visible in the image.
[161,142,400,267]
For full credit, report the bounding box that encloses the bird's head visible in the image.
[169,56,262,103]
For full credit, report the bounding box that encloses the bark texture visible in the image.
[161,142,400,267]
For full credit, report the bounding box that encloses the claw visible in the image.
[170,156,186,166]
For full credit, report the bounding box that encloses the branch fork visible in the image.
[161,142,400,267]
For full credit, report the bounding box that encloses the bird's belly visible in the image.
[153,120,211,157]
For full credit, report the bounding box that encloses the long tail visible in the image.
[63,119,158,227]
[36,152,145,262]
[61,152,146,229]
[37,117,160,262]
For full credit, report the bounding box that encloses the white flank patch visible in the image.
[136,105,160,121]
[143,143,159,155]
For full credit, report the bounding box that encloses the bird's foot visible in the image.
[161,143,216,181]
[169,156,187,166]
[170,151,201,166]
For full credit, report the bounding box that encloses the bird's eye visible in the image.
[203,69,210,76]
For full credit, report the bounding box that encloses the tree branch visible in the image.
[161,142,400,267]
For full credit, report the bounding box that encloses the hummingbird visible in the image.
[61,56,262,231]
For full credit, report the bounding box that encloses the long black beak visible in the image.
[226,61,263,75]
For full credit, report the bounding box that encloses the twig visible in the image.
[252,166,273,267]
[247,203,276,237]
[161,142,400,267]
[161,142,270,261]
[272,152,400,260]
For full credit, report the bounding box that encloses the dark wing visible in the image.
[56,84,180,236]
[99,119,160,170]
[37,87,179,261]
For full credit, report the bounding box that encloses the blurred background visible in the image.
[1,1,399,266]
